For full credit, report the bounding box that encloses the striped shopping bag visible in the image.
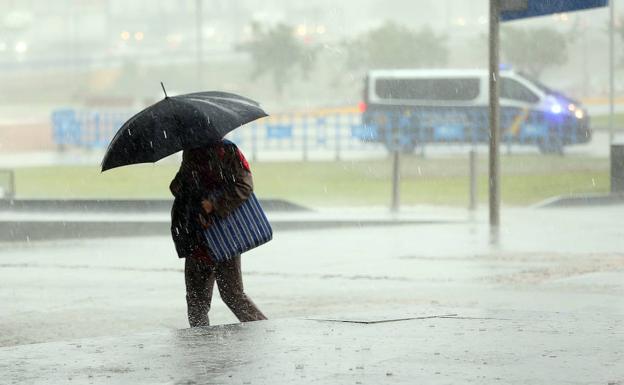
[203,193,273,262]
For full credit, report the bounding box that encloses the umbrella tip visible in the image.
[161,82,168,98]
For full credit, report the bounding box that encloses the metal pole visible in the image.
[302,115,308,162]
[391,120,401,212]
[335,115,341,161]
[391,147,400,212]
[8,169,15,199]
[105,0,112,54]
[69,0,76,71]
[0,169,15,199]
[489,0,501,230]
[469,149,478,210]
[196,0,203,86]
[611,144,624,193]
[609,0,615,145]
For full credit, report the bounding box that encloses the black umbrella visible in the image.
[101,84,268,171]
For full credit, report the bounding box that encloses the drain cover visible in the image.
[308,312,458,324]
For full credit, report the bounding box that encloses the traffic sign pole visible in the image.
[491,0,610,237]
[609,0,615,145]
[489,0,501,231]
[196,0,203,86]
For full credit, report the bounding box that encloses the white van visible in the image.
[360,69,590,153]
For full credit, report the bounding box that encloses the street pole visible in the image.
[391,148,400,212]
[489,0,501,233]
[196,0,203,86]
[609,0,615,145]
[469,149,478,211]
[391,126,401,212]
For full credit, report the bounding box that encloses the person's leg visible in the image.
[215,255,267,322]
[184,257,216,327]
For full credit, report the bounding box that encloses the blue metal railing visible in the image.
[51,107,589,156]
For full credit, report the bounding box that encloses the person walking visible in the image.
[169,139,267,327]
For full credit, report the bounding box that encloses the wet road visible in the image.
[1,205,623,348]
[1,311,622,385]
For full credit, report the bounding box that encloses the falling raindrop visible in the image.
[163,130,167,139]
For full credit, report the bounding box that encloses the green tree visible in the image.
[501,26,568,79]
[345,21,448,70]
[238,23,317,94]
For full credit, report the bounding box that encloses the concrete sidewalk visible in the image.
[1,205,623,384]
[1,307,622,385]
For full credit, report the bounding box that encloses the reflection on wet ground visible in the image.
[1,312,622,384]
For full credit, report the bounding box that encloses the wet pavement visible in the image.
[1,308,622,384]
[1,205,623,383]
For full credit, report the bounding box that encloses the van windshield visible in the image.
[374,78,480,101]
[516,72,555,95]
[501,77,540,103]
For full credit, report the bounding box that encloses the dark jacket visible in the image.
[170,140,253,259]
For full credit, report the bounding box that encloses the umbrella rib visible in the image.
[196,96,259,107]
[182,97,242,115]
[182,91,261,106]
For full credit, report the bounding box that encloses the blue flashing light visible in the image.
[550,103,563,114]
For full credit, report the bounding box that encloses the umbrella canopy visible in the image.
[101,89,267,171]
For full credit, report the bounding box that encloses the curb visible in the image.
[0,218,460,242]
[0,198,311,213]
[534,193,624,208]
